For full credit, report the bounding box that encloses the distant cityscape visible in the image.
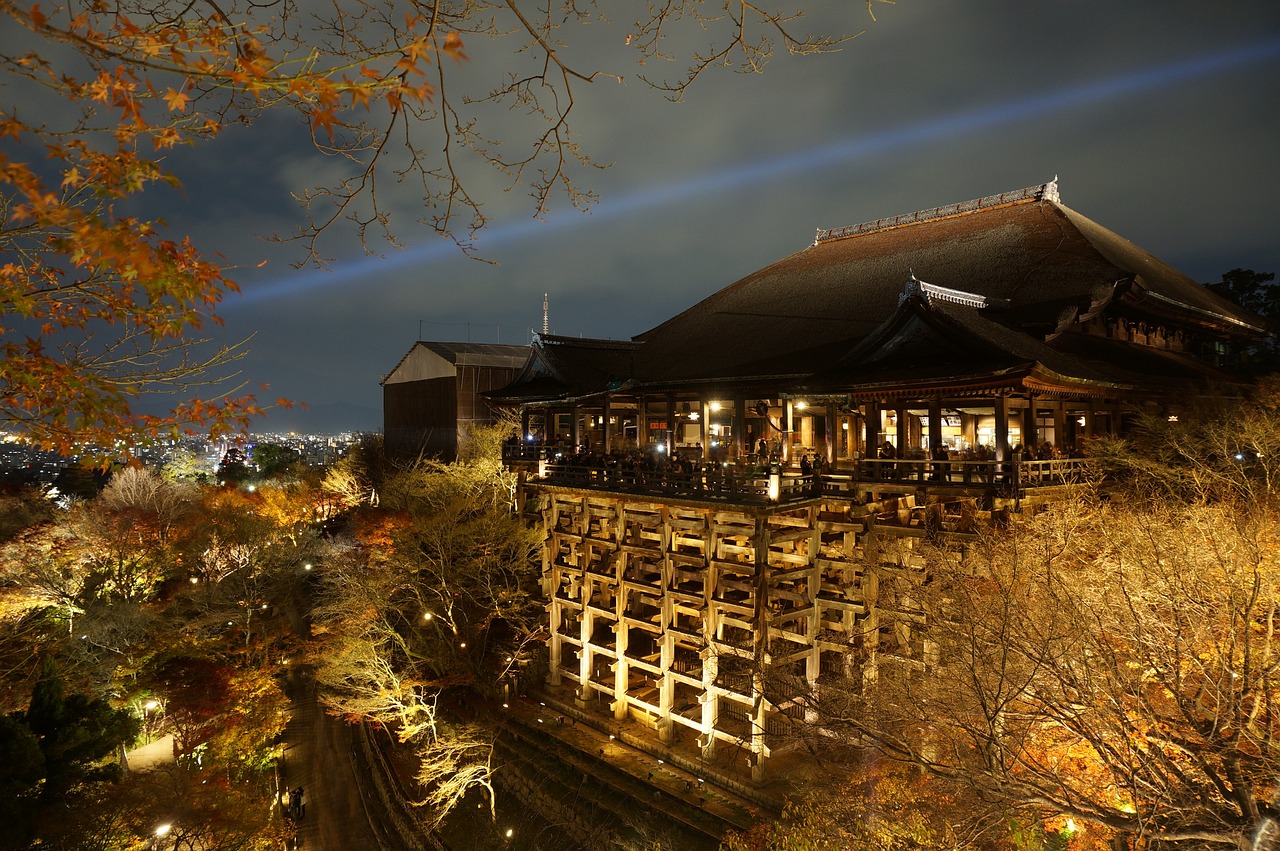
[0,430,369,487]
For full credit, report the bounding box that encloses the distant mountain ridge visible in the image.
[253,401,381,435]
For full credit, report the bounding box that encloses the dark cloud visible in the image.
[142,0,1280,428]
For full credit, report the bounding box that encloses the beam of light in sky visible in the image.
[233,34,1280,308]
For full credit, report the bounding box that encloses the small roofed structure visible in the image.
[382,341,529,461]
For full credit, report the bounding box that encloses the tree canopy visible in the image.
[1,0,880,450]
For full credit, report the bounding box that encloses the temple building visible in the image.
[491,180,1266,780]
[382,341,529,460]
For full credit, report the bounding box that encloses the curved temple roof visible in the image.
[494,181,1265,404]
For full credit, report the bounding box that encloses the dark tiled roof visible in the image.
[798,289,1247,399]
[490,183,1262,404]
[488,334,641,403]
[632,185,1263,383]
[382,341,529,385]
[417,341,531,364]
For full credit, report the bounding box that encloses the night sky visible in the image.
[140,0,1280,432]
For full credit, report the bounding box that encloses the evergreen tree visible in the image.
[23,659,138,801]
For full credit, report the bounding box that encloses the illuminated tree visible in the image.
[413,720,496,828]
[817,399,1280,848]
[1,0,881,450]
[311,451,539,826]
[721,762,987,851]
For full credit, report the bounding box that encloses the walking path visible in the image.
[279,667,405,850]
[503,690,784,841]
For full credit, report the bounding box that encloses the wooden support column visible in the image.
[699,652,719,758]
[520,407,530,443]
[666,395,677,454]
[602,395,612,453]
[637,396,648,451]
[570,404,581,452]
[805,512,822,721]
[734,396,747,460]
[1023,394,1037,450]
[864,401,881,458]
[750,516,771,782]
[613,619,630,721]
[783,400,794,463]
[546,546,564,686]
[825,404,837,466]
[927,398,942,452]
[699,521,721,758]
[994,394,1010,467]
[658,625,676,744]
[613,541,630,721]
[895,405,909,454]
[699,398,711,457]
[578,578,595,703]
[1052,401,1066,452]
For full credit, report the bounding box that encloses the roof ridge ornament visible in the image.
[815,178,1062,244]
[900,274,1009,309]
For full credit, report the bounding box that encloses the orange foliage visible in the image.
[0,1,461,451]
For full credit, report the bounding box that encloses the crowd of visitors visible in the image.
[504,433,1083,491]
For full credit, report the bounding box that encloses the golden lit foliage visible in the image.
[722,760,967,850]
[835,493,1280,847]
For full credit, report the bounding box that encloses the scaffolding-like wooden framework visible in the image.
[538,485,981,780]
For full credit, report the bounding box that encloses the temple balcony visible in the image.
[503,445,1088,507]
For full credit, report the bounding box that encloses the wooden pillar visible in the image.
[613,621,630,721]
[546,549,564,686]
[666,395,677,454]
[602,395,612,453]
[1052,401,1066,452]
[750,516,770,782]
[895,404,908,454]
[864,401,881,458]
[783,400,794,464]
[734,396,748,460]
[578,582,595,702]
[637,396,648,450]
[825,404,837,466]
[927,398,942,452]
[699,652,719,758]
[1023,394,1037,450]
[699,398,710,458]
[570,404,581,452]
[994,395,1009,465]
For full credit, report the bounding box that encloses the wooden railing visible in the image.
[534,462,818,506]
[513,453,1087,504]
